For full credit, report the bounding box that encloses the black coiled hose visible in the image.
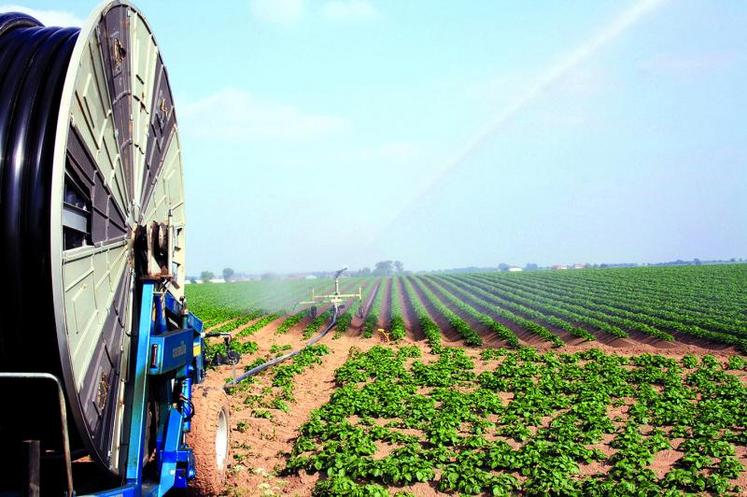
[0,14,77,373]
[0,12,80,459]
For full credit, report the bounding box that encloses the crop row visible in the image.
[364,279,386,338]
[440,275,596,341]
[518,271,747,336]
[408,276,483,346]
[475,273,747,349]
[462,275,632,340]
[418,276,521,347]
[474,274,675,341]
[191,264,747,352]
[388,278,407,340]
[400,278,442,352]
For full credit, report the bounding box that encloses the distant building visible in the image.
[305,274,318,280]
[572,263,587,270]
[208,278,226,284]
[551,265,569,270]
[508,267,523,272]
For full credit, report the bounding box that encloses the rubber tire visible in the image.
[189,385,231,496]
[226,350,240,365]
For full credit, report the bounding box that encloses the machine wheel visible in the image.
[189,386,231,496]
[225,350,241,365]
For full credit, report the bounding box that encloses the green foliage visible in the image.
[276,310,307,334]
[409,276,484,346]
[389,277,407,340]
[727,355,745,370]
[682,354,698,369]
[362,279,386,338]
[270,343,293,355]
[286,344,747,496]
[231,340,258,355]
[252,408,273,419]
[400,277,442,352]
[335,310,354,338]
[272,397,290,412]
[303,311,332,339]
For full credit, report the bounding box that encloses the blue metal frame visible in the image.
[84,282,205,497]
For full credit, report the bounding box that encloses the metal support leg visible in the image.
[24,440,40,497]
[155,409,184,495]
[126,282,155,486]
[0,373,74,497]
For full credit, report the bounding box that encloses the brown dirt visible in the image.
[395,481,442,497]
[650,448,683,479]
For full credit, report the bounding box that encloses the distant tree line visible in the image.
[374,260,404,276]
[195,268,235,283]
[189,256,744,284]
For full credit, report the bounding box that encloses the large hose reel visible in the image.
[0,1,186,476]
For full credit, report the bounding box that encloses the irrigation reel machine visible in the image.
[0,2,230,495]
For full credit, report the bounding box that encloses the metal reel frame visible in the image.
[93,281,208,497]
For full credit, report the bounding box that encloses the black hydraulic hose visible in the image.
[224,305,339,390]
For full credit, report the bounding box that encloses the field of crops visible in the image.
[286,346,746,496]
[186,264,747,496]
[188,264,747,353]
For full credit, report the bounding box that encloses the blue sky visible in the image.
[8,0,747,272]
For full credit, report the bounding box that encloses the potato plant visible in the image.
[285,345,746,496]
[389,277,407,341]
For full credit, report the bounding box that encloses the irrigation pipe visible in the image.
[223,306,339,390]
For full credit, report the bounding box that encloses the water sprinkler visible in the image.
[300,266,361,316]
